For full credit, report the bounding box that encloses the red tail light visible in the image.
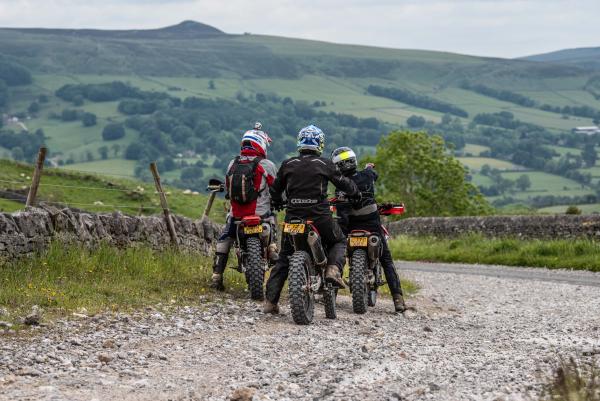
[241,215,261,226]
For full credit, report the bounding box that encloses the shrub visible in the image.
[82,112,97,127]
[102,123,126,141]
[565,205,582,215]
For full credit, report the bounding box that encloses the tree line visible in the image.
[367,85,469,118]
[462,81,600,123]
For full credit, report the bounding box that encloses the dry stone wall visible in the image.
[0,207,221,260]
[386,215,600,239]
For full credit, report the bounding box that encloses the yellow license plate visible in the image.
[349,237,368,247]
[283,223,305,234]
[243,225,263,234]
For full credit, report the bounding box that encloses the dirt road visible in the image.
[1,262,599,400]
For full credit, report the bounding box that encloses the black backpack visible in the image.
[226,156,263,204]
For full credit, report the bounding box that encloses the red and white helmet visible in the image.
[241,127,271,157]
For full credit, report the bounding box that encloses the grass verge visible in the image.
[0,241,420,326]
[389,234,600,271]
[0,242,247,323]
[540,357,600,401]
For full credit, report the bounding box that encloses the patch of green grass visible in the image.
[62,159,138,178]
[0,198,23,213]
[502,171,589,193]
[463,143,490,156]
[389,234,600,271]
[538,203,600,215]
[458,157,521,171]
[549,145,581,158]
[0,242,249,322]
[0,159,226,222]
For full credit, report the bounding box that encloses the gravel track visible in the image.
[1,262,599,401]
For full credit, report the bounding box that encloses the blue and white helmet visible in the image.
[297,125,325,155]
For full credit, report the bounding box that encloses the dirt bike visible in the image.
[283,215,339,325]
[331,199,405,314]
[206,179,275,301]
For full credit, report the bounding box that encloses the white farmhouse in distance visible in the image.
[572,126,600,135]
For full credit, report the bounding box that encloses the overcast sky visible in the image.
[0,0,598,58]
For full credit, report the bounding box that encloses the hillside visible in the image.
[524,46,600,70]
[0,159,226,222]
[2,21,600,213]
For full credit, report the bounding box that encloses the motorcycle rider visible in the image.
[263,125,359,314]
[331,146,407,313]
[210,122,278,292]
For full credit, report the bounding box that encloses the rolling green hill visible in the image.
[524,47,600,70]
[1,21,600,213]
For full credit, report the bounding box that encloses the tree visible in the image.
[480,164,492,176]
[61,109,79,122]
[73,95,84,106]
[582,146,597,168]
[125,142,145,160]
[515,174,531,192]
[365,131,491,217]
[82,112,97,127]
[441,113,453,125]
[11,146,24,161]
[86,151,94,162]
[407,115,426,128]
[208,80,216,90]
[98,146,109,160]
[0,80,7,108]
[102,123,126,141]
[28,101,40,114]
[111,143,121,157]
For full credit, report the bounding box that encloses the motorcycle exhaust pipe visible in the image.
[307,231,327,266]
[368,235,381,261]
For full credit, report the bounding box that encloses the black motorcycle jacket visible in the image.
[336,166,380,234]
[270,151,359,217]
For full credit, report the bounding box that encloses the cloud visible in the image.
[0,0,598,57]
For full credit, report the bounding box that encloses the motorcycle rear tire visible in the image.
[288,251,315,325]
[245,237,265,301]
[350,249,369,314]
[323,287,337,319]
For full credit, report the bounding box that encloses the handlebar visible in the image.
[206,178,225,193]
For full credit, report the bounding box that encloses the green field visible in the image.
[538,203,600,214]
[462,143,490,156]
[62,159,137,177]
[457,157,521,171]
[548,145,581,158]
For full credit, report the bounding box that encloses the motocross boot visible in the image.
[268,243,279,263]
[263,300,279,314]
[393,293,407,313]
[325,265,346,288]
[210,252,227,291]
[210,273,225,291]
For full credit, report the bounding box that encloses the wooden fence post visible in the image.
[25,147,47,208]
[201,191,217,224]
[149,162,179,249]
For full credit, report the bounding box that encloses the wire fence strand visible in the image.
[1,161,196,215]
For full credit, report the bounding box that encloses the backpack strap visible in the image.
[251,157,265,194]
[226,156,241,198]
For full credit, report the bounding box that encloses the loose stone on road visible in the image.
[1,262,599,400]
